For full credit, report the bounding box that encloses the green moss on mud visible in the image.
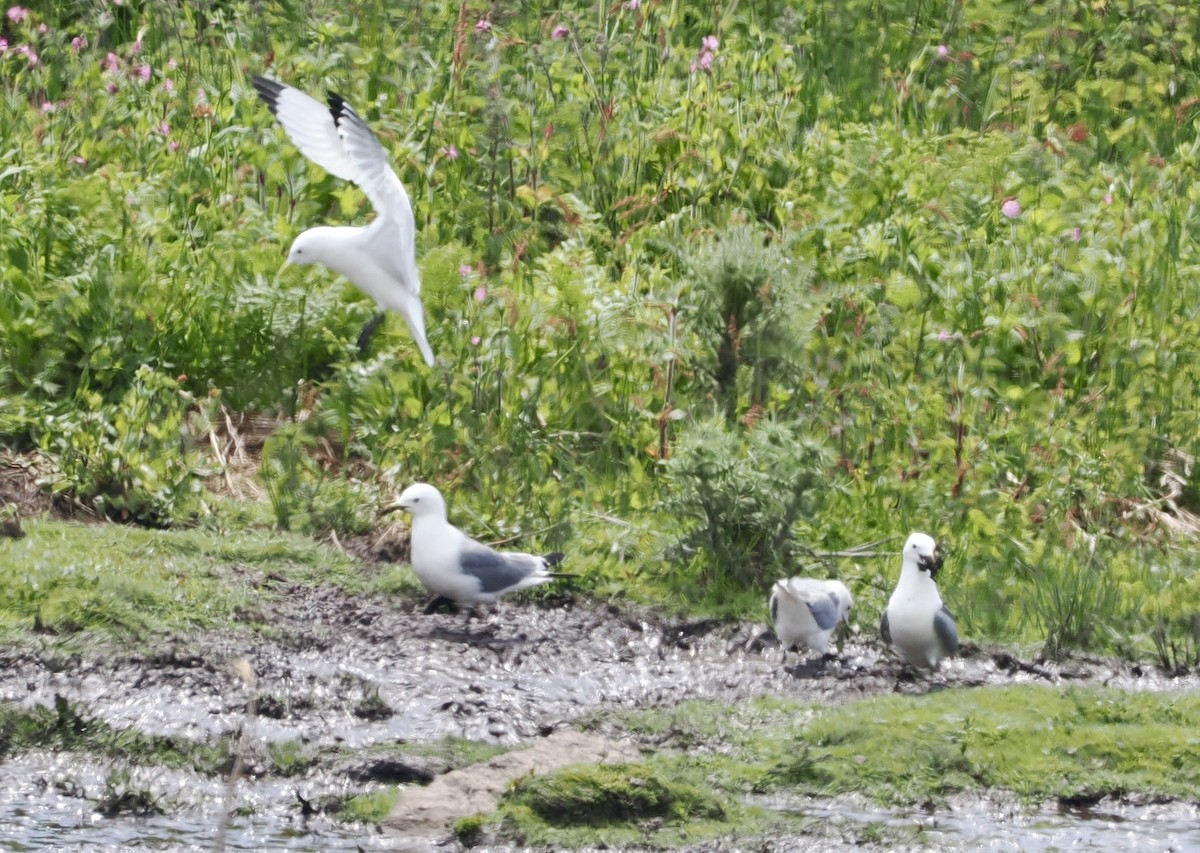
[506,685,1200,847]
[498,761,737,847]
[0,519,366,640]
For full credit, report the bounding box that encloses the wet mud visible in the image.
[2,584,1198,851]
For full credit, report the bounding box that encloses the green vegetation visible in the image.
[2,0,1199,659]
[588,686,1200,806]
[0,518,385,641]
[340,786,402,824]
[500,763,730,847]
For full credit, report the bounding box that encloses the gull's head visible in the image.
[382,482,446,520]
[283,230,323,269]
[902,532,944,579]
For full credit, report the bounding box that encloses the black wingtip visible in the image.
[326,91,351,123]
[542,552,566,568]
[251,75,284,114]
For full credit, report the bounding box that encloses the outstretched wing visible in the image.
[252,76,358,182]
[326,93,418,282]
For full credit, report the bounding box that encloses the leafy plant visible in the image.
[664,416,834,590]
[37,367,212,526]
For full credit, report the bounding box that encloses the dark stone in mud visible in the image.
[343,753,451,784]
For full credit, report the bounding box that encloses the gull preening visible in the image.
[252,75,434,365]
[769,577,853,665]
[385,483,569,609]
[880,532,958,669]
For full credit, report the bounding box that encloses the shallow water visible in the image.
[2,593,1198,851]
[768,792,1200,852]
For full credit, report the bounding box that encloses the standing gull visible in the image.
[252,75,434,365]
[384,483,568,609]
[769,577,853,666]
[880,532,958,669]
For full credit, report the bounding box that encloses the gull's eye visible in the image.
[413,497,420,503]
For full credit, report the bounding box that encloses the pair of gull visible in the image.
[770,532,958,669]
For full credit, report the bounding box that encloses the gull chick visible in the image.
[252,76,434,365]
[880,532,958,669]
[769,578,853,665]
[386,483,568,608]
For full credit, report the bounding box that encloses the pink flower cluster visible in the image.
[691,35,718,74]
[7,5,29,22]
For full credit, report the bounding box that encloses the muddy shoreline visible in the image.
[2,585,1199,851]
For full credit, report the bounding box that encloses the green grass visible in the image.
[1,0,1199,658]
[590,686,1200,806]
[494,684,1200,847]
[0,519,372,641]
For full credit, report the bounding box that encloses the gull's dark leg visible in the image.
[423,595,457,615]
[357,311,387,356]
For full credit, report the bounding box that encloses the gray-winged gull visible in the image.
[769,577,853,665]
[385,482,568,609]
[879,532,958,668]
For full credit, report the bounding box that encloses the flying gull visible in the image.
[769,577,853,666]
[880,532,958,669]
[252,75,434,365]
[384,482,568,610]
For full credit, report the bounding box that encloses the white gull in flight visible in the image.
[252,75,434,365]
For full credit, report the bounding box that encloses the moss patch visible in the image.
[0,519,366,640]
[498,761,736,847]
[788,684,1200,804]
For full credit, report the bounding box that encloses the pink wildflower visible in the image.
[158,120,170,136]
[937,44,949,60]
[40,100,55,113]
[692,34,719,74]
[626,0,640,9]
[169,140,180,151]
[1000,198,1020,219]
[131,38,142,54]
[168,58,177,69]
[0,37,8,52]
[937,330,958,343]
[1104,191,1113,205]
[459,264,473,277]
[1070,227,1081,242]
[106,81,118,94]
[36,21,45,33]
[471,336,481,346]
[443,144,459,159]
[162,78,174,92]
[17,43,37,67]
[474,18,491,33]
[6,6,29,23]
[70,156,87,166]
[71,35,86,51]
[551,25,569,40]
[136,63,151,81]
[473,285,487,303]
[103,51,120,71]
